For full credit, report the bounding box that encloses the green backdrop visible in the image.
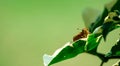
[0,0,120,66]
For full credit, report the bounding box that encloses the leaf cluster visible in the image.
[43,0,120,66]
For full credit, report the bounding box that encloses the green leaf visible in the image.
[85,34,102,52]
[102,22,120,40]
[89,0,120,32]
[84,34,108,63]
[43,40,86,66]
[110,38,120,56]
[105,38,120,58]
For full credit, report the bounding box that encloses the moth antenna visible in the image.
[76,28,82,30]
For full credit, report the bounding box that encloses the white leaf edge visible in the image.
[43,42,71,66]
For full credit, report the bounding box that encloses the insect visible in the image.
[73,0,120,42]
[73,5,120,42]
[73,28,89,41]
[73,8,99,41]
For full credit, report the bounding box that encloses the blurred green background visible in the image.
[0,0,120,66]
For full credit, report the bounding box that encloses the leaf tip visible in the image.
[43,54,53,66]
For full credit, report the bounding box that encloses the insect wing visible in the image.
[82,8,100,28]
